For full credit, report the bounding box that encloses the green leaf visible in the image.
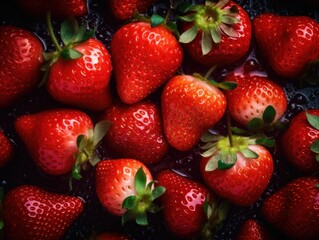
[219,23,239,38]
[218,81,238,90]
[93,120,111,146]
[306,112,319,130]
[179,25,198,43]
[76,135,85,148]
[151,186,166,201]
[122,195,136,210]
[205,154,220,171]
[176,2,193,13]
[263,105,276,124]
[202,31,213,55]
[135,167,146,196]
[231,127,248,135]
[210,26,221,44]
[166,21,179,37]
[177,14,195,22]
[201,146,218,158]
[201,132,222,143]
[217,160,234,170]
[247,118,263,133]
[122,210,136,225]
[215,0,230,8]
[61,18,79,46]
[240,148,258,159]
[89,153,100,166]
[256,138,275,148]
[148,204,161,213]
[310,139,319,154]
[81,29,95,43]
[136,212,149,226]
[150,14,165,27]
[71,165,82,180]
[74,23,88,43]
[221,15,240,25]
[61,48,83,60]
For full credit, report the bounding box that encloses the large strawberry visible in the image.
[2,185,84,240]
[43,15,113,111]
[14,108,109,178]
[101,101,169,164]
[281,109,319,173]
[253,13,319,78]
[235,219,273,240]
[0,130,14,168]
[260,176,319,240]
[178,0,251,67]
[95,159,165,225]
[0,25,43,109]
[110,21,183,104]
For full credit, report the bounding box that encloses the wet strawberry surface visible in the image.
[0,0,319,239]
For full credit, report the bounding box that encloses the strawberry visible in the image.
[0,25,43,109]
[101,101,169,164]
[43,16,113,111]
[95,159,165,225]
[260,176,319,240]
[281,109,319,173]
[178,0,251,67]
[109,0,157,20]
[161,74,228,151]
[110,21,183,104]
[0,130,14,168]
[199,131,274,206]
[235,219,273,240]
[95,232,132,240]
[14,109,109,178]
[224,72,287,128]
[253,13,319,78]
[16,0,87,18]
[2,185,84,240]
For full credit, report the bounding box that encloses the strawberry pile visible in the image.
[0,0,319,240]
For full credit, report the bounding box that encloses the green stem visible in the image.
[46,12,62,52]
[227,111,233,147]
[204,65,217,79]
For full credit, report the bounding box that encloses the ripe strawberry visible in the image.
[253,13,319,78]
[0,25,43,109]
[109,0,157,20]
[281,109,319,173]
[224,72,287,127]
[235,219,273,240]
[260,176,319,240]
[161,74,228,151]
[200,132,274,206]
[95,159,165,225]
[2,185,84,240]
[43,16,113,111]
[95,232,132,240]
[16,0,87,18]
[110,21,183,104]
[178,0,251,67]
[0,130,14,168]
[101,101,169,164]
[14,109,109,177]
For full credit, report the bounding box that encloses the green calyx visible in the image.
[193,72,237,90]
[306,112,319,161]
[121,167,166,226]
[178,0,240,55]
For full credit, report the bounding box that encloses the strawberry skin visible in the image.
[95,232,132,240]
[47,38,113,111]
[156,170,209,239]
[0,130,14,168]
[281,109,319,173]
[224,73,287,126]
[14,109,93,175]
[253,13,319,78]
[236,219,273,240]
[111,21,183,104]
[261,176,319,240]
[2,185,84,240]
[161,74,226,151]
[101,101,169,164]
[0,25,43,109]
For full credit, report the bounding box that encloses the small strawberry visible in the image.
[235,219,273,240]
[0,25,43,109]
[43,15,113,111]
[253,13,319,78]
[110,21,183,104]
[281,109,319,173]
[109,0,157,20]
[178,0,252,67]
[95,232,132,240]
[101,101,169,164]
[2,185,84,240]
[14,109,110,179]
[260,176,319,240]
[0,130,14,168]
[95,159,165,226]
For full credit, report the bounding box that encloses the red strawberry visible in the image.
[0,130,14,168]
[178,0,251,67]
[95,159,165,225]
[101,101,169,164]
[14,109,109,177]
[16,0,87,18]
[224,72,287,127]
[95,232,132,240]
[235,219,273,240]
[43,16,113,111]
[281,109,319,173]
[161,74,227,151]
[253,13,319,78]
[200,132,274,206]
[0,25,43,109]
[109,0,157,20]
[2,185,84,240]
[110,21,183,104]
[260,176,319,240]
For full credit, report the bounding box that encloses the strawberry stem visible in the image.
[204,65,217,79]
[46,12,62,52]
